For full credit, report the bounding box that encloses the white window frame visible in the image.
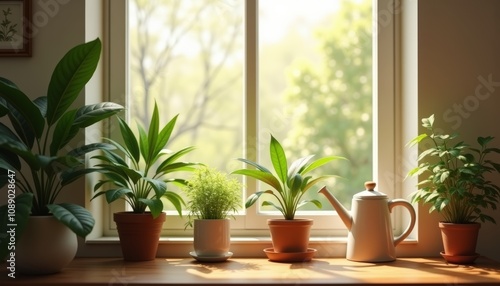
[100,0,405,239]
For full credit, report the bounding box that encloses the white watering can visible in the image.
[318,181,416,262]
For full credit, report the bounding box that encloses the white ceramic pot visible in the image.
[16,215,78,275]
[193,219,230,257]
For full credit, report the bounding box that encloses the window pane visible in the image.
[258,0,373,211]
[128,0,245,210]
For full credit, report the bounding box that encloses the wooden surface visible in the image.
[1,256,500,285]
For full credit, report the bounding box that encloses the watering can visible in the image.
[318,181,416,262]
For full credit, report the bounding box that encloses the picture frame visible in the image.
[0,0,31,57]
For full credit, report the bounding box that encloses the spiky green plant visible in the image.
[92,103,199,218]
[232,135,345,220]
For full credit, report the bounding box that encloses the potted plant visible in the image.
[183,166,242,262]
[92,103,199,261]
[406,114,500,264]
[0,38,124,274]
[231,135,345,262]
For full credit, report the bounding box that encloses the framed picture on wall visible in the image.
[0,0,31,57]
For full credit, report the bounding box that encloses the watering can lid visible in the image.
[353,181,388,199]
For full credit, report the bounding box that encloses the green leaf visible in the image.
[289,173,303,198]
[156,161,198,176]
[301,155,346,175]
[439,171,450,183]
[245,190,273,208]
[144,177,167,198]
[72,102,124,128]
[422,114,434,129]
[102,188,133,204]
[406,133,428,147]
[269,135,288,184]
[67,142,116,158]
[297,199,322,210]
[33,96,48,117]
[61,167,98,187]
[7,103,37,149]
[0,193,33,261]
[153,111,178,161]
[156,146,197,175]
[138,124,149,164]
[163,191,185,216]
[303,175,336,193]
[0,77,45,139]
[288,155,314,177]
[46,38,102,125]
[39,155,82,176]
[0,136,39,169]
[50,109,78,155]
[47,203,95,238]
[235,158,272,173]
[146,103,160,163]
[478,136,494,147]
[261,200,284,214]
[117,117,140,163]
[232,169,282,193]
[138,198,164,219]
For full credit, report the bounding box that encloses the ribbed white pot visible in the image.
[16,216,77,275]
[193,219,230,256]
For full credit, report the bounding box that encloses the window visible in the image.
[105,0,397,237]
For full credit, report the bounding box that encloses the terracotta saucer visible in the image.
[440,251,479,264]
[263,248,316,262]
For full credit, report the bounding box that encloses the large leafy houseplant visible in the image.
[407,114,500,224]
[91,103,198,218]
[0,38,124,243]
[232,134,345,220]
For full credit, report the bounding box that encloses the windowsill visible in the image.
[86,236,419,244]
[83,236,418,258]
[2,256,500,285]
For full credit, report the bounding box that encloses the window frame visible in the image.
[100,0,404,239]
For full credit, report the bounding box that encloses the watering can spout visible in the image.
[318,186,352,230]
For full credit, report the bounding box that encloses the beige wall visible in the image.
[1,0,499,261]
[418,0,500,261]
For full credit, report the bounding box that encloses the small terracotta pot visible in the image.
[267,219,313,253]
[439,222,480,264]
[114,212,166,261]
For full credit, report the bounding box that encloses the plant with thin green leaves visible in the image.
[406,114,500,224]
[92,103,199,218]
[0,38,124,248]
[232,135,346,220]
[183,166,242,227]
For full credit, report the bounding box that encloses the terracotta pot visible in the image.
[114,212,166,261]
[193,219,231,257]
[267,219,313,253]
[439,222,480,264]
[17,215,78,275]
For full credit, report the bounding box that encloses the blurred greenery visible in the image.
[128,0,372,211]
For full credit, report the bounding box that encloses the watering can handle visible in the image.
[389,199,416,246]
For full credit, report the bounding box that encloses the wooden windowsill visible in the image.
[2,256,500,285]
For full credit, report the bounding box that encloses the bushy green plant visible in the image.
[407,114,500,224]
[0,38,124,239]
[232,135,345,220]
[91,103,199,219]
[183,166,242,227]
